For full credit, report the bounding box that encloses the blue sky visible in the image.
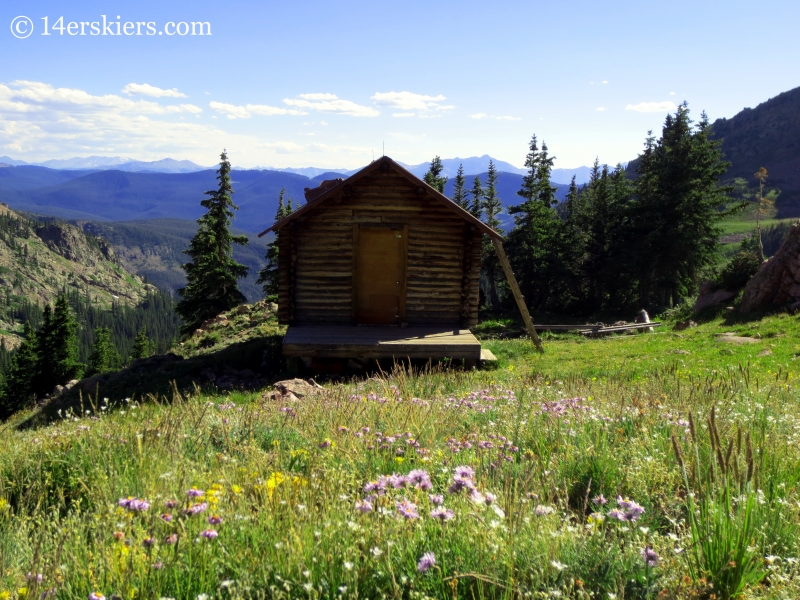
[2,0,798,170]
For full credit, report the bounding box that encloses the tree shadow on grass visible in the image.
[17,333,287,431]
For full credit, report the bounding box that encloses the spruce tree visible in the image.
[257,188,292,300]
[451,164,469,210]
[176,151,249,333]
[469,176,484,219]
[0,323,39,420]
[423,156,448,193]
[130,326,153,360]
[632,104,732,307]
[506,136,564,308]
[87,327,121,376]
[481,161,503,310]
[34,295,83,396]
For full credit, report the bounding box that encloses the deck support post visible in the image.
[491,238,544,354]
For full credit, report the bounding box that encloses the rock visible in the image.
[271,378,325,399]
[52,384,65,396]
[758,349,772,356]
[194,328,204,337]
[200,368,216,382]
[200,314,227,330]
[237,304,251,315]
[65,379,79,390]
[674,320,697,331]
[672,349,691,355]
[238,368,256,379]
[82,374,104,392]
[694,281,737,313]
[715,333,759,344]
[741,220,800,312]
[267,302,278,313]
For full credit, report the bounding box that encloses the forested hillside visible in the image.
[710,85,800,216]
[80,219,269,302]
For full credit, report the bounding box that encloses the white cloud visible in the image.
[471,112,519,121]
[393,112,415,118]
[596,107,606,111]
[602,80,608,84]
[670,91,675,95]
[625,101,677,113]
[372,91,448,112]
[209,101,306,119]
[284,94,379,117]
[122,83,187,98]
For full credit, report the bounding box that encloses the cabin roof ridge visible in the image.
[257,155,501,240]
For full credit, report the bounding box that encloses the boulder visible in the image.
[267,302,278,313]
[237,304,251,315]
[268,378,325,401]
[674,320,697,331]
[694,281,737,313]
[741,221,800,313]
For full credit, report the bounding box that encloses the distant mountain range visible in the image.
[0,163,551,233]
[0,154,593,185]
[0,156,207,174]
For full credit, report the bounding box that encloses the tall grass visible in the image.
[0,361,798,599]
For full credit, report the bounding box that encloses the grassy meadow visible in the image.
[1,312,800,599]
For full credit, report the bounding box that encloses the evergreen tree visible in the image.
[87,327,121,376]
[257,189,292,300]
[176,151,249,333]
[632,104,732,307]
[34,295,83,397]
[0,323,39,420]
[451,164,469,210]
[506,136,565,309]
[130,327,153,360]
[481,161,503,310]
[469,176,484,219]
[423,156,448,193]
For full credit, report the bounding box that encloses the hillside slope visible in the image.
[711,86,800,215]
[80,219,269,301]
[0,205,156,346]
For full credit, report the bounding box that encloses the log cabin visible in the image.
[258,155,539,368]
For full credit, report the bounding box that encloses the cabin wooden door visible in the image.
[355,225,407,324]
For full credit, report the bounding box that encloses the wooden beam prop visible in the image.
[491,238,544,353]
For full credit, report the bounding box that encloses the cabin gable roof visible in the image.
[257,155,502,240]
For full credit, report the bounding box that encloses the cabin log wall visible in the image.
[276,168,481,327]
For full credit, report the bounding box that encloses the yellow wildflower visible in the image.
[266,472,286,497]
[17,588,28,599]
[0,591,10,600]
[231,485,243,495]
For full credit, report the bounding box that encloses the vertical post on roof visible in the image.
[491,237,544,354]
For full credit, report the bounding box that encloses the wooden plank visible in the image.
[491,238,544,353]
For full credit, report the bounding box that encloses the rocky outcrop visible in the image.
[694,281,737,312]
[740,221,800,313]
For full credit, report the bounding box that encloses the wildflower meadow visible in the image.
[1,314,800,599]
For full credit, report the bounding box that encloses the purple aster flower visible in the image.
[200,528,218,540]
[406,469,432,490]
[118,497,134,509]
[396,499,420,519]
[388,474,407,489]
[428,494,444,505]
[641,546,659,567]
[89,593,106,600]
[592,494,608,505]
[534,505,555,516]
[417,552,436,573]
[355,499,373,513]
[160,513,173,522]
[164,499,178,509]
[453,466,475,480]
[208,514,223,525]
[143,537,156,547]
[153,561,164,570]
[430,507,455,521]
[164,534,178,545]
[186,488,205,498]
[185,502,208,515]
[319,439,332,449]
[608,508,627,521]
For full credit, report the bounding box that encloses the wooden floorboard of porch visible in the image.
[282,325,482,359]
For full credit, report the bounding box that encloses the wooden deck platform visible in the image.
[282,325,482,359]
